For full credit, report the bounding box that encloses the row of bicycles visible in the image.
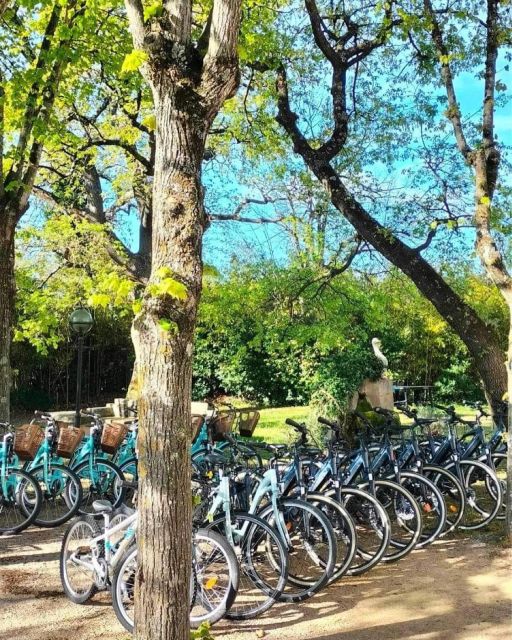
[50,401,508,633]
[0,411,137,534]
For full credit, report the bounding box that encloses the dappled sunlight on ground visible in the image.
[0,528,510,640]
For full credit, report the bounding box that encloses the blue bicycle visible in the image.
[68,413,126,514]
[0,423,42,534]
[23,413,83,527]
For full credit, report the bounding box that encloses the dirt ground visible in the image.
[0,527,511,640]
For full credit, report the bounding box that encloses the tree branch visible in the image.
[14,3,62,181]
[82,138,152,170]
[275,65,317,165]
[482,0,499,149]
[164,0,192,43]
[124,0,145,50]
[206,0,241,62]
[423,0,473,161]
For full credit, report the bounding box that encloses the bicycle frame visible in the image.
[207,469,291,549]
[25,422,67,488]
[0,431,17,495]
[69,422,108,482]
[69,510,138,585]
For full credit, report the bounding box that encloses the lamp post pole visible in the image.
[69,308,94,429]
[75,335,84,429]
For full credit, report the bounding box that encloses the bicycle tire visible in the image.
[60,515,102,604]
[398,471,446,548]
[360,478,422,562]
[423,464,465,533]
[207,511,288,620]
[71,458,126,514]
[28,463,83,527]
[258,497,337,602]
[305,492,357,583]
[0,468,42,535]
[326,486,391,576]
[444,459,502,530]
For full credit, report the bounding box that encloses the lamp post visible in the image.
[69,307,94,428]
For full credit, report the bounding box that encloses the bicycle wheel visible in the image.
[327,486,391,576]
[306,492,357,583]
[481,452,506,520]
[111,544,136,632]
[424,464,465,533]
[60,515,102,603]
[119,457,138,508]
[0,468,42,535]
[111,529,240,632]
[258,498,337,602]
[445,459,502,530]
[208,511,288,620]
[363,479,422,562]
[28,463,83,527]
[398,471,446,548]
[190,528,240,627]
[71,459,125,514]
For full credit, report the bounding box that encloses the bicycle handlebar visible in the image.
[373,406,393,416]
[317,416,339,429]
[432,403,456,414]
[285,418,306,432]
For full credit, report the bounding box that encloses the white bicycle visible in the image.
[60,489,239,631]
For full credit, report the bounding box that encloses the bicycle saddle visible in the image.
[203,452,229,465]
[92,499,113,514]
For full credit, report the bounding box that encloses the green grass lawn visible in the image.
[250,402,493,444]
[252,406,310,443]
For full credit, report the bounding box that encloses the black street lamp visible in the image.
[69,307,94,428]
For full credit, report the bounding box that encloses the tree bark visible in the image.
[133,91,208,640]
[123,2,242,637]
[0,224,15,422]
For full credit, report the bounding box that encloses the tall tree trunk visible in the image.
[0,222,15,422]
[122,3,241,636]
[132,89,208,640]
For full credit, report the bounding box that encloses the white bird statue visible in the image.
[372,337,388,369]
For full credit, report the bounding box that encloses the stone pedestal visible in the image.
[350,377,394,411]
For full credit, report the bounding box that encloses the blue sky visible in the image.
[24,47,510,277]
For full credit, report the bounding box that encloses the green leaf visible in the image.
[121,50,148,74]
[480,196,491,205]
[158,277,188,299]
[141,114,156,131]
[88,293,111,308]
[158,318,173,331]
[143,2,163,21]
[147,268,188,300]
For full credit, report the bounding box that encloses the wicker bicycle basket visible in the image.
[191,414,204,443]
[56,426,84,459]
[14,424,44,461]
[211,412,235,442]
[101,421,129,454]
[238,410,260,438]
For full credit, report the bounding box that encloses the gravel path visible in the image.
[0,527,510,640]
